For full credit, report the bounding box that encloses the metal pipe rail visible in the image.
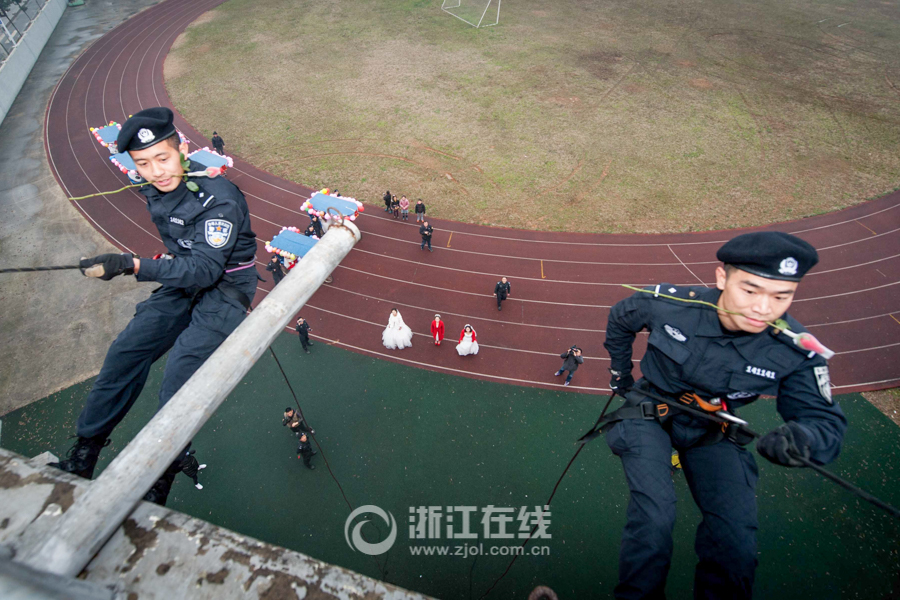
[14,219,361,577]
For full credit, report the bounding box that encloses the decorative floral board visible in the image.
[187,148,234,170]
[89,122,121,147]
[108,152,143,183]
[300,190,363,221]
[266,228,318,264]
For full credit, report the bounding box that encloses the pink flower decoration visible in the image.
[205,166,224,178]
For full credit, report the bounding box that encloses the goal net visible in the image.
[441,0,501,28]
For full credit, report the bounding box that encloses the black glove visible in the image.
[79,253,135,281]
[610,373,634,391]
[756,422,811,467]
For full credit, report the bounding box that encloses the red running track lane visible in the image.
[44,0,900,395]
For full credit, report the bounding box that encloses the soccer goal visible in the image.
[441,0,501,28]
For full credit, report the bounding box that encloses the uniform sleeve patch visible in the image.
[814,365,833,404]
[664,324,687,342]
[205,219,233,248]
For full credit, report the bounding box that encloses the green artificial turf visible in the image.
[2,334,898,598]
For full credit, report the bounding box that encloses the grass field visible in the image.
[166,0,900,233]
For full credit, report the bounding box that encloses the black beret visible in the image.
[117,107,178,152]
[717,231,818,281]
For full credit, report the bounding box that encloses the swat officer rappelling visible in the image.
[49,107,260,505]
[602,231,847,600]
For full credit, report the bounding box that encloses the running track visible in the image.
[45,0,900,395]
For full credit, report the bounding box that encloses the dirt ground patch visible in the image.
[166,0,900,233]
[863,389,900,427]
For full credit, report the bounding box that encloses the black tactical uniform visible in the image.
[295,319,313,353]
[51,108,259,504]
[602,232,847,600]
[420,224,433,251]
[267,256,285,285]
[494,279,511,310]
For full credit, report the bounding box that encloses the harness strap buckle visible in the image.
[640,402,657,420]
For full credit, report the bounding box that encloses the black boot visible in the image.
[143,465,179,506]
[48,435,110,479]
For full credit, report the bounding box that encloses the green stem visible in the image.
[621,284,785,331]
[69,182,149,201]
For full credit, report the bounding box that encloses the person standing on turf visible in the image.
[296,317,313,354]
[297,433,317,470]
[494,277,511,311]
[602,231,847,600]
[211,131,225,155]
[49,107,259,506]
[383,190,392,213]
[420,221,434,252]
[178,449,206,490]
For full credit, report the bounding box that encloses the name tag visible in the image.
[169,217,185,225]
[745,365,776,380]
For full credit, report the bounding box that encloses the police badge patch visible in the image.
[205,219,233,248]
[814,365,833,404]
[137,128,155,144]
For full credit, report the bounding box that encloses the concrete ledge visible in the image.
[0,448,432,599]
[0,0,67,127]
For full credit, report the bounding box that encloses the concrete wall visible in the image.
[0,448,433,599]
[0,0,67,128]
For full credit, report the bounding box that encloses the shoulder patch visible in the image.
[205,219,233,248]
[664,324,687,342]
[814,365,833,404]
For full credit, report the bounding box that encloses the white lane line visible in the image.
[346,247,697,287]
[321,284,609,333]
[667,244,709,287]
[817,226,900,251]
[833,377,900,390]
[335,265,617,308]
[793,280,900,302]
[359,200,900,247]
[806,253,900,275]
[834,341,900,355]
[360,228,716,266]
[807,312,900,328]
[308,303,612,361]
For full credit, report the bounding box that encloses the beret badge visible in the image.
[778,257,798,277]
[137,128,155,144]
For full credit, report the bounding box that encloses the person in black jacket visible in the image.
[282,407,314,435]
[390,195,401,219]
[296,317,313,354]
[49,107,259,506]
[415,199,426,222]
[383,190,392,212]
[266,255,285,285]
[178,449,206,489]
[494,277,511,311]
[554,346,584,386]
[211,131,225,155]
[420,221,434,252]
[297,433,317,469]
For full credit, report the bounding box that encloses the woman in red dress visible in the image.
[431,314,445,346]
